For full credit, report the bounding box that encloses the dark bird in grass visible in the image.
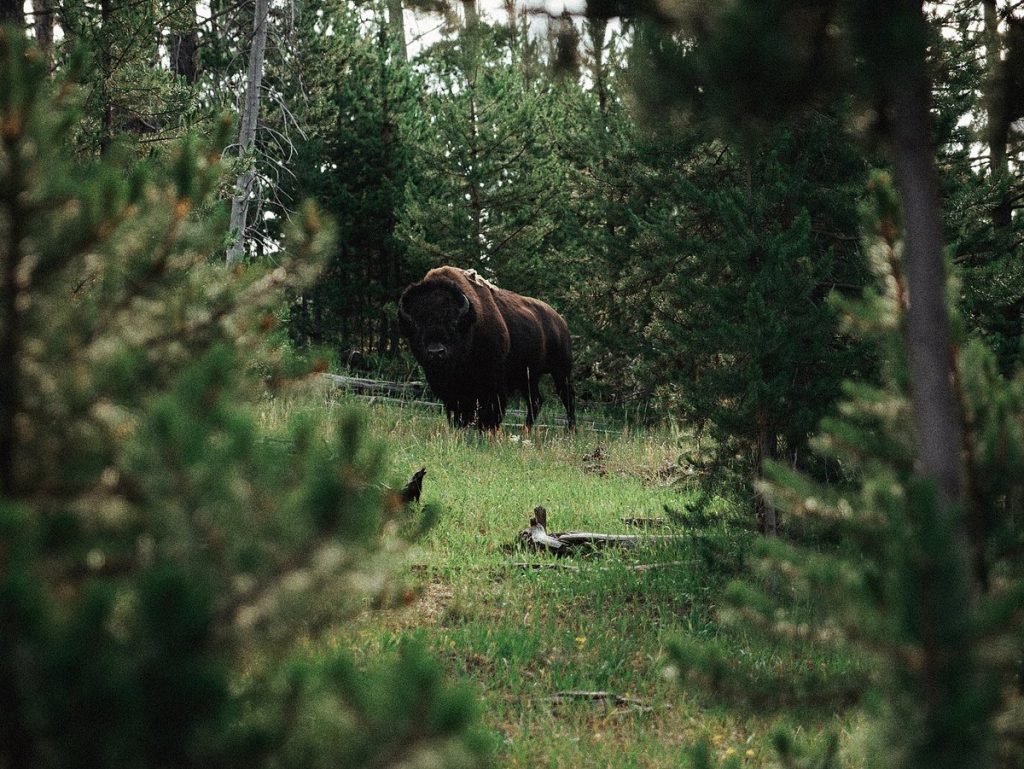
[400,467,426,504]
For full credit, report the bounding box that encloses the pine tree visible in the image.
[398,18,574,293]
[51,0,204,156]
[582,1,1019,765]
[635,110,872,533]
[0,29,487,769]
[671,171,1023,769]
[274,0,424,362]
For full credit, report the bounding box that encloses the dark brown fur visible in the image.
[398,266,575,430]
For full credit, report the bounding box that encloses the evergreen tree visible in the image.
[398,18,575,295]
[650,113,872,531]
[0,29,487,769]
[932,2,1024,373]
[558,15,874,524]
[274,0,424,361]
[583,1,1018,765]
[672,172,1023,769]
[51,0,205,156]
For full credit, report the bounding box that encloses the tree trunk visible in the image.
[587,17,609,117]
[99,0,113,154]
[462,0,477,28]
[227,0,270,266]
[887,3,982,758]
[754,413,779,536]
[889,6,965,516]
[170,4,199,85]
[31,0,52,66]
[386,0,406,61]
[983,0,1012,230]
[0,130,25,495]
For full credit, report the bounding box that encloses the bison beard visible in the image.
[398,266,575,430]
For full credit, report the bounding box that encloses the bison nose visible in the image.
[426,343,448,359]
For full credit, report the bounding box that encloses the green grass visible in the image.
[257,384,864,768]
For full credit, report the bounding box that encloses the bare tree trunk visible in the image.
[890,7,965,516]
[170,3,199,85]
[0,131,25,495]
[983,0,1012,230]
[32,0,52,66]
[386,0,406,61]
[227,0,270,266]
[462,0,477,27]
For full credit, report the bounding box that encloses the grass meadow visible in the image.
[257,383,863,769]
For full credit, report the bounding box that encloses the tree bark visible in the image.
[587,17,609,117]
[378,15,401,352]
[755,413,779,536]
[0,131,24,495]
[99,0,113,155]
[887,4,982,758]
[31,0,52,66]
[462,0,477,28]
[386,0,406,61]
[227,0,270,266]
[983,0,1012,230]
[889,5,965,515]
[170,4,199,85]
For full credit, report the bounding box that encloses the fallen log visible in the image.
[510,560,692,573]
[519,517,567,553]
[517,507,686,555]
[550,691,650,711]
[620,517,667,528]
[321,373,426,398]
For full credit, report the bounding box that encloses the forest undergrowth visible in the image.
[257,385,867,769]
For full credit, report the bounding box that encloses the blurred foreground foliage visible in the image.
[670,173,1024,769]
[0,29,487,769]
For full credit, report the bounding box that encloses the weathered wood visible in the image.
[621,517,667,528]
[550,691,649,710]
[510,560,691,573]
[519,522,567,553]
[320,375,615,431]
[517,506,685,554]
[226,0,270,265]
[321,373,426,397]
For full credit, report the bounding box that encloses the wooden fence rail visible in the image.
[319,373,606,431]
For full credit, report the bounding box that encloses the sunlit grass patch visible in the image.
[255,386,864,768]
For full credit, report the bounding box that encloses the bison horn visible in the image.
[456,292,471,319]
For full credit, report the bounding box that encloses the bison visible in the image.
[398,266,575,430]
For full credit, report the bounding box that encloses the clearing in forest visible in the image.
[260,389,860,769]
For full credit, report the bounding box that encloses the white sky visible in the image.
[404,0,589,56]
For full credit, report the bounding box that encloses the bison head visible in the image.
[398,280,476,370]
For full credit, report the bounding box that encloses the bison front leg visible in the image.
[475,391,507,431]
[525,379,543,429]
[552,368,576,431]
[443,396,473,428]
